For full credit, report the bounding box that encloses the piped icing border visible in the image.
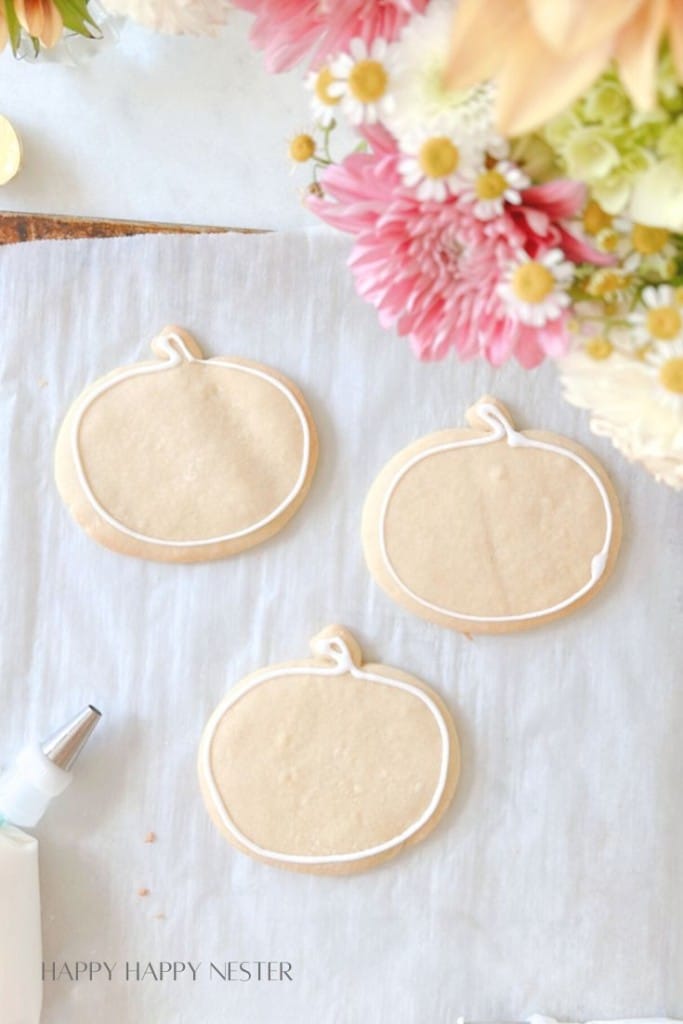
[201,631,451,867]
[378,402,614,624]
[70,330,313,548]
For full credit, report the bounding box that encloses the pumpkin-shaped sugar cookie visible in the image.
[363,397,621,634]
[54,327,318,562]
[199,627,459,874]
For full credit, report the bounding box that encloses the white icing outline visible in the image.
[378,402,614,624]
[201,632,451,866]
[70,330,312,548]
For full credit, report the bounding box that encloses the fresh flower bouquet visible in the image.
[236,0,683,490]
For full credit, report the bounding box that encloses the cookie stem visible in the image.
[150,326,204,363]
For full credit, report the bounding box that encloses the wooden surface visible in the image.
[0,211,263,244]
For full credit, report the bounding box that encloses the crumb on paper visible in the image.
[144,831,157,844]
[154,913,166,920]
[137,888,150,898]
[37,378,48,389]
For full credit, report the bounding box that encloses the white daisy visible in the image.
[645,338,683,412]
[329,38,394,126]
[382,0,505,158]
[621,221,677,277]
[398,132,475,202]
[498,250,574,327]
[629,284,683,345]
[305,66,342,128]
[460,160,530,220]
[560,338,683,489]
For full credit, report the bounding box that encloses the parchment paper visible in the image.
[0,228,680,1024]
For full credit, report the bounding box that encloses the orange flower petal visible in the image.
[37,0,63,46]
[615,0,668,109]
[446,0,527,89]
[11,0,63,45]
[12,0,33,34]
[495,25,612,135]
[668,0,683,80]
[527,0,641,54]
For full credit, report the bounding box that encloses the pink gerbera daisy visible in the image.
[309,127,608,367]
[234,0,428,73]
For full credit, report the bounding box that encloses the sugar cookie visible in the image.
[362,397,622,634]
[199,627,460,874]
[54,326,318,562]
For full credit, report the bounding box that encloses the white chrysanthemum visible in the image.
[498,250,574,328]
[460,160,529,220]
[560,340,683,490]
[398,132,474,201]
[103,0,229,33]
[382,0,505,157]
[629,284,683,345]
[329,38,394,126]
[306,66,342,128]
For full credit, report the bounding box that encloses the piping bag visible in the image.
[0,706,101,1024]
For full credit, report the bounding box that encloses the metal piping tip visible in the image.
[41,705,102,772]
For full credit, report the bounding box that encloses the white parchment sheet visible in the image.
[0,228,680,1024]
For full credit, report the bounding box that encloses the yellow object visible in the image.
[511,261,555,303]
[631,223,670,255]
[660,356,683,393]
[587,269,629,297]
[418,138,459,179]
[289,134,316,163]
[585,337,614,360]
[583,200,613,236]
[646,306,681,341]
[314,68,340,107]
[348,60,388,103]
[475,169,508,200]
[0,116,21,186]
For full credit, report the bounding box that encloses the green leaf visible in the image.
[54,0,99,35]
[4,0,23,55]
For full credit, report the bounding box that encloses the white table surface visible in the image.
[0,10,316,229]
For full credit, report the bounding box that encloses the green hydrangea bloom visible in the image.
[532,53,683,228]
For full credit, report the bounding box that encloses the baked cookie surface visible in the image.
[362,397,622,634]
[199,627,460,874]
[54,326,318,562]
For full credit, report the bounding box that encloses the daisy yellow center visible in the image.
[646,305,681,340]
[289,134,316,163]
[659,356,683,393]
[598,229,619,254]
[585,336,613,360]
[583,200,612,236]
[511,262,555,304]
[418,138,459,179]
[348,60,388,103]
[315,67,340,106]
[632,224,670,255]
[587,270,626,297]
[474,169,507,200]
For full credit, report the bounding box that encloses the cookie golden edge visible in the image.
[361,410,623,636]
[197,626,460,875]
[53,327,319,563]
